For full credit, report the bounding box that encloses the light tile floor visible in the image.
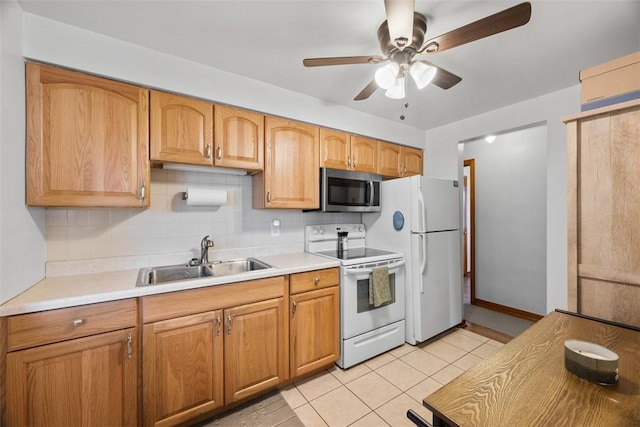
[280,328,504,427]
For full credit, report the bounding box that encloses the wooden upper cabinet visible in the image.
[350,135,378,173]
[319,128,351,170]
[150,90,214,166]
[214,105,264,171]
[378,141,402,177]
[378,142,423,178]
[401,146,423,177]
[254,117,319,209]
[26,62,150,207]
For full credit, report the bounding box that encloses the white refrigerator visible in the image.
[364,175,462,344]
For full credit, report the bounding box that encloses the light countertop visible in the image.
[0,252,339,317]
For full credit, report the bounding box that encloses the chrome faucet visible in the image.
[199,235,214,265]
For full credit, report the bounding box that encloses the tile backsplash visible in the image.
[45,168,358,275]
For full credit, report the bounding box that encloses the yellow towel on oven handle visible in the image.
[369,265,391,307]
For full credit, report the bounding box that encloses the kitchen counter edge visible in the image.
[0,252,339,317]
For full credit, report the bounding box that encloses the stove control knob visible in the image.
[313,228,319,235]
[319,228,324,234]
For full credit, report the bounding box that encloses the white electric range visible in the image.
[305,224,406,368]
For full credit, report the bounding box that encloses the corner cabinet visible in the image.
[564,99,640,328]
[5,300,138,426]
[254,117,319,209]
[26,62,150,207]
[289,268,340,377]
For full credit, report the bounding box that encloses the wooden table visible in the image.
[423,310,640,426]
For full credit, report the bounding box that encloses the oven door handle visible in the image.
[344,259,405,275]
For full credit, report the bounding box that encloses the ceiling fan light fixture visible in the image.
[374,62,400,89]
[385,76,405,99]
[409,62,437,89]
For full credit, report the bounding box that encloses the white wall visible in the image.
[0,0,46,304]
[21,13,425,148]
[463,125,547,314]
[424,85,581,313]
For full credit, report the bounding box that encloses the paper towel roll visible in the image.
[183,188,227,206]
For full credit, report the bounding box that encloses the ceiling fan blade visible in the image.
[384,0,415,50]
[303,56,385,67]
[416,60,462,89]
[354,80,379,101]
[420,2,531,54]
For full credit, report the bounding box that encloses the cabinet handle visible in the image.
[139,183,146,203]
[353,158,357,170]
[292,301,297,316]
[266,191,271,203]
[347,156,351,168]
[126,332,133,359]
[216,146,222,160]
[206,144,212,159]
[315,277,320,286]
[226,314,232,335]
[215,315,221,336]
[72,319,84,327]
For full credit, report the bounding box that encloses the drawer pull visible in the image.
[314,277,320,286]
[72,319,84,327]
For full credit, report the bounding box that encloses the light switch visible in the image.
[271,219,281,237]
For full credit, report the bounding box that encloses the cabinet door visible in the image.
[257,117,319,209]
[142,311,223,427]
[6,328,138,427]
[351,135,378,173]
[150,90,214,166]
[214,105,264,170]
[290,287,340,377]
[224,298,287,403]
[319,128,351,170]
[401,146,423,177]
[378,142,402,177]
[26,62,149,207]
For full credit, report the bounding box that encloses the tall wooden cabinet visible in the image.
[564,99,640,328]
[254,117,319,209]
[26,62,150,207]
[5,300,138,426]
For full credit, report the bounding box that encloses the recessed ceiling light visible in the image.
[485,135,496,143]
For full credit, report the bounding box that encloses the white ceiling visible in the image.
[17,0,640,131]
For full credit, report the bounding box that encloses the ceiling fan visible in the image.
[303,1,532,101]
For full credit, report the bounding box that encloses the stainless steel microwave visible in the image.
[319,168,381,213]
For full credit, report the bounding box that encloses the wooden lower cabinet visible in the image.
[6,328,138,427]
[142,311,224,427]
[289,268,340,377]
[224,298,288,404]
[290,287,339,377]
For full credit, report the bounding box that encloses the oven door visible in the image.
[341,258,406,339]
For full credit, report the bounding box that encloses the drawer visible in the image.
[290,268,339,294]
[7,299,137,351]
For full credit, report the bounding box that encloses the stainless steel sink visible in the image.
[136,258,273,286]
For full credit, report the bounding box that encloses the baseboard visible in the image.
[474,299,543,322]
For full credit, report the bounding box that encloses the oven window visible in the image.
[356,272,396,313]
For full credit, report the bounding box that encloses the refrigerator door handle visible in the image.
[420,233,427,293]
[417,189,426,232]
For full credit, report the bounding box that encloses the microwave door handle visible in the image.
[369,180,374,207]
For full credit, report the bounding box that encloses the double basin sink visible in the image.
[136,258,273,287]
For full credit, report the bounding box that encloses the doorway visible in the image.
[463,159,475,305]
